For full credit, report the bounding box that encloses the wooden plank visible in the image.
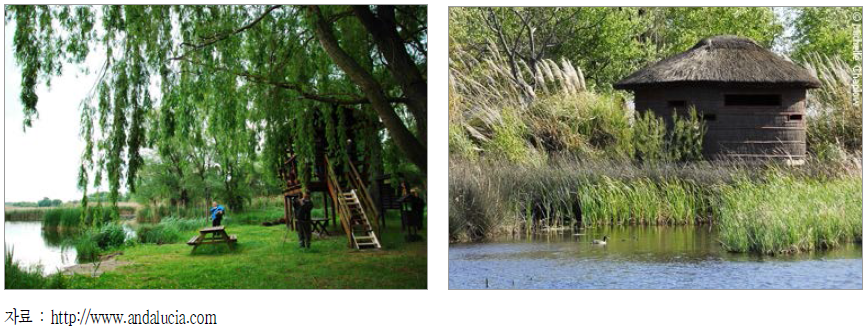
[187,235,201,245]
[200,226,225,233]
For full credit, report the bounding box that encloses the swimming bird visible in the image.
[592,236,608,245]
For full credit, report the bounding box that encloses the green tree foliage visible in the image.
[6,5,427,210]
[37,197,52,207]
[450,7,783,91]
[789,7,862,67]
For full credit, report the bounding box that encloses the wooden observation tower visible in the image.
[277,107,382,250]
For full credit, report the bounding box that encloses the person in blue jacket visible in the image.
[210,202,225,227]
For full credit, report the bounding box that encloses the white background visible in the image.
[2,1,866,328]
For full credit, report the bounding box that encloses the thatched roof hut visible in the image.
[614,35,820,161]
[615,35,820,89]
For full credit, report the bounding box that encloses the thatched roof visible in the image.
[614,36,820,90]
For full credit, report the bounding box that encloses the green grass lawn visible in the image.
[66,211,426,289]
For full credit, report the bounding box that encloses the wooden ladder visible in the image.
[342,190,381,250]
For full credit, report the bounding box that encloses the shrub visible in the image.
[91,224,127,250]
[74,236,101,263]
[633,110,666,162]
[71,224,127,262]
[666,107,706,162]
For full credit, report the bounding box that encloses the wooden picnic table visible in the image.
[187,226,237,253]
[311,217,330,235]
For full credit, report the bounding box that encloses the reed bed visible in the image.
[41,206,135,230]
[716,175,862,254]
[449,156,862,249]
[4,208,48,221]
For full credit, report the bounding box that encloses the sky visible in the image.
[3,21,105,203]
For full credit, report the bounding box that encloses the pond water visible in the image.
[449,226,862,289]
[4,221,137,275]
[4,221,78,274]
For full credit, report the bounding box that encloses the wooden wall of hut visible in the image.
[634,86,807,160]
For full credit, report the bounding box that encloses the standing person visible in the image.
[293,192,314,249]
[408,188,425,232]
[399,187,425,240]
[210,202,225,227]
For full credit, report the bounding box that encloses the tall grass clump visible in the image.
[449,44,591,163]
[803,53,862,158]
[135,217,204,244]
[717,174,862,254]
[42,207,117,230]
[42,208,83,229]
[5,247,67,289]
[73,223,128,262]
[449,162,514,242]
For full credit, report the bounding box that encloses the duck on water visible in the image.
[592,236,608,245]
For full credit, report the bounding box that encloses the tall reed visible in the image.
[803,53,862,156]
[716,175,862,254]
[449,156,861,247]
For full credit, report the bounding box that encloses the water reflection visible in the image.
[450,226,863,289]
[40,227,79,247]
[5,221,77,274]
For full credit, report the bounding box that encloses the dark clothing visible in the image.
[399,194,425,231]
[212,217,222,227]
[293,197,314,248]
[296,220,312,248]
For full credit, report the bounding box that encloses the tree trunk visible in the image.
[308,6,426,173]
[352,5,427,146]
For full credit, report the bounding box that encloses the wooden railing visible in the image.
[324,157,353,247]
[347,159,380,235]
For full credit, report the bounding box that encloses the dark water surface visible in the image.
[449,226,862,289]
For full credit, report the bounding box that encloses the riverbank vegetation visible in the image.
[449,7,862,254]
[6,209,425,289]
[717,175,861,254]
[5,249,68,289]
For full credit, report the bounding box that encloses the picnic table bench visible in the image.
[187,226,237,253]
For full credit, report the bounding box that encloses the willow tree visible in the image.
[6,5,427,208]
